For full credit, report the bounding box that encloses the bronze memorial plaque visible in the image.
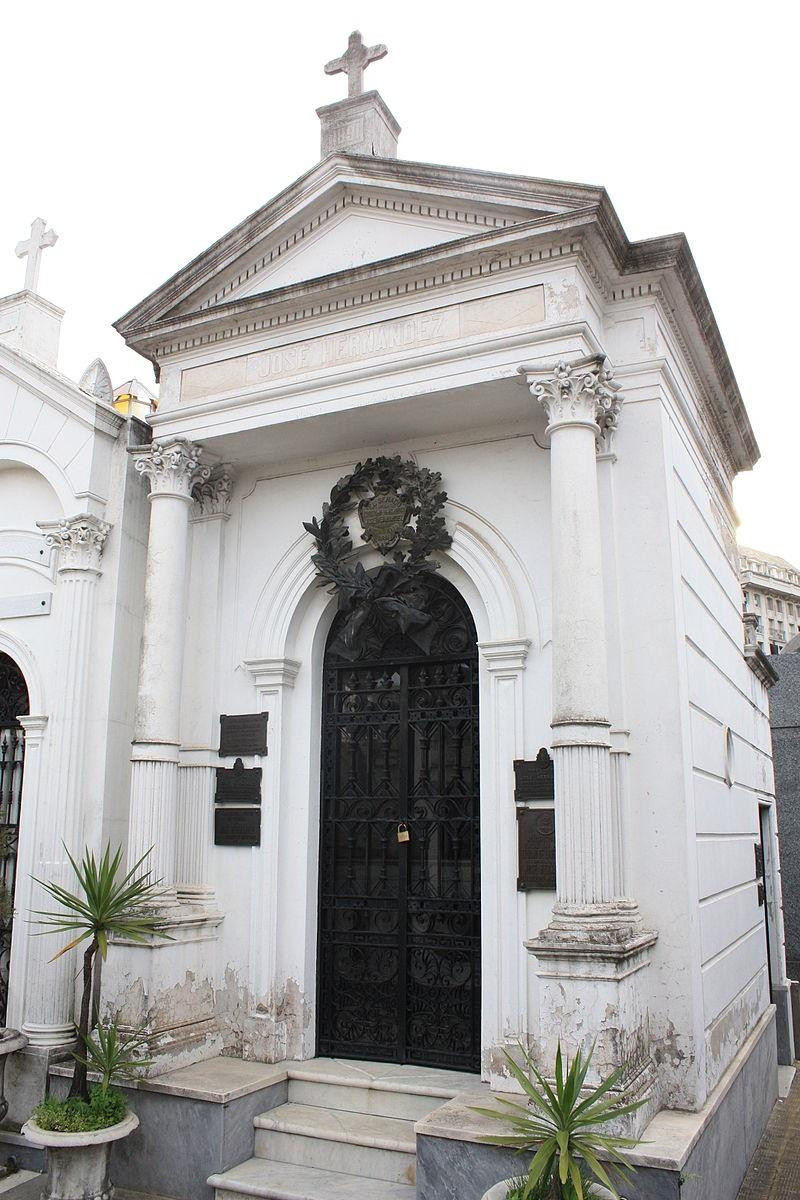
[215,758,262,805]
[517,807,556,891]
[219,712,268,757]
[358,490,410,553]
[513,748,554,803]
[214,807,261,847]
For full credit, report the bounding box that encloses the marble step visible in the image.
[287,1059,479,1122]
[209,1157,413,1200]
[253,1104,417,1185]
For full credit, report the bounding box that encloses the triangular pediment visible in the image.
[116,155,604,337]
[207,201,520,306]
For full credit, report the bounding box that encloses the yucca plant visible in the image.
[473,1042,644,1200]
[33,844,165,1101]
[74,1019,153,1095]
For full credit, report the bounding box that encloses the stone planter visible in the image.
[21,1111,139,1200]
[481,1183,617,1200]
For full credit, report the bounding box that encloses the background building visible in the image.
[740,546,800,653]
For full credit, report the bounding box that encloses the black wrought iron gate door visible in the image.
[317,574,481,1071]
[0,652,29,1026]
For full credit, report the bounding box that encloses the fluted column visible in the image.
[127,439,210,892]
[21,516,110,1046]
[519,358,657,1115]
[520,357,633,930]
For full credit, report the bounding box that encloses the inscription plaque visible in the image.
[215,758,262,805]
[514,749,554,803]
[219,712,268,757]
[359,490,410,553]
[181,286,546,403]
[214,807,261,847]
[517,807,556,891]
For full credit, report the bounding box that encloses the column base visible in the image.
[20,1022,76,1049]
[527,924,659,1136]
[103,898,225,1076]
[176,883,217,903]
[531,905,655,952]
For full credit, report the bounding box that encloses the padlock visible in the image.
[397,823,410,843]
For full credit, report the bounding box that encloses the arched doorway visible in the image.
[0,652,29,1025]
[317,572,481,1071]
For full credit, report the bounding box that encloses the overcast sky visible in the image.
[3,1,797,561]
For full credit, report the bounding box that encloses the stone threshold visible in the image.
[48,1054,482,1107]
[414,1005,777,1173]
[49,1055,287,1104]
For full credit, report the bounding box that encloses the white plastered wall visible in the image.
[190,430,556,1076]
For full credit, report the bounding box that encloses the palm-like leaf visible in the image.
[30,842,166,1102]
[473,1041,645,1200]
[73,1019,153,1093]
[33,844,166,960]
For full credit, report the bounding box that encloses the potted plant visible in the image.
[21,845,163,1200]
[474,1042,644,1200]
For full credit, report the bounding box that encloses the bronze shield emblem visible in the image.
[358,490,410,553]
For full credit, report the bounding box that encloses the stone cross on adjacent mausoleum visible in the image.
[325,30,388,98]
[15,217,58,294]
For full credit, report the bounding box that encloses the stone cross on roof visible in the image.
[15,218,58,294]
[324,30,387,98]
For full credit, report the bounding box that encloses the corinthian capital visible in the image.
[192,463,235,518]
[131,438,211,499]
[39,513,112,572]
[519,356,622,449]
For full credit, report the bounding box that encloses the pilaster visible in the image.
[175,464,236,900]
[242,657,300,1059]
[477,639,530,1081]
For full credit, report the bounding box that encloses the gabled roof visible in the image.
[114,151,758,474]
[114,152,606,337]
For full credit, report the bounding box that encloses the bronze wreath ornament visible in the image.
[303,456,452,659]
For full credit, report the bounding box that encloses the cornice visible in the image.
[478,638,531,673]
[114,154,604,336]
[621,238,758,471]
[122,208,596,355]
[116,177,756,478]
[745,644,779,688]
[0,343,124,440]
[0,290,65,319]
[193,189,523,315]
[244,656,302,689]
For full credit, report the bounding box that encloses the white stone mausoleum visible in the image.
[0,33,793,1200]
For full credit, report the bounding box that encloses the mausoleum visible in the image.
[0,32,793,1200]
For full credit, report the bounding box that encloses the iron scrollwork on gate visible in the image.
[0,653,29,1025]
[314,547,481,1067]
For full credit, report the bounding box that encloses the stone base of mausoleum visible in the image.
[8,1007,777,1200]
[45,1057,289,1200]
[416,1006,779,1200]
